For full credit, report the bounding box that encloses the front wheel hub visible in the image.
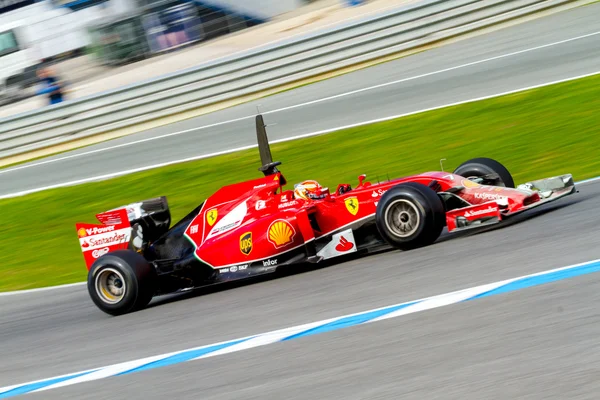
[384,199,420,238]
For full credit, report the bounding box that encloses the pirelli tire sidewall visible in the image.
[453,157,515,188]
[87,250,157,316]
[375,182,445,250]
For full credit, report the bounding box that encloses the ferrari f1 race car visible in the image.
[76,115,577,315]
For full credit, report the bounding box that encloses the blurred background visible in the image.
[0,0,376,115]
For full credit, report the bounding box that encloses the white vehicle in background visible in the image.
[0,20,37,101]
[0,0,110,103]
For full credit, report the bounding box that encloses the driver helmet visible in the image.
[294,180,326,201]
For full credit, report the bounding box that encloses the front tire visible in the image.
[88,250,157,316]
[375,182,445,250]
[453,157,515,188]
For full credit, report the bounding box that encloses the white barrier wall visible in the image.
[200,0,306,20]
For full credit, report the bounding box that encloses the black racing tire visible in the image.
[87,250,157,316]
[453,157,515,188]
[375,182,445,250]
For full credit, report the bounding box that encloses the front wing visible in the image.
[446,174,576,232]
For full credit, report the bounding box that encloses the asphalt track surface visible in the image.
[2,3,600,197]
[2,5,600,400]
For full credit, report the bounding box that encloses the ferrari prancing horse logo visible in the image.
[206,209,218,226]
[345,197,359,216]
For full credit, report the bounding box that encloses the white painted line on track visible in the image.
[1,175,598,297]
[1,29,599,178]
[2,257,600,398]
[0,282,86,297]
[1,67,600,201]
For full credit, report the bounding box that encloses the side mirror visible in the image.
[358,174,366,187]
[316,187,332,201]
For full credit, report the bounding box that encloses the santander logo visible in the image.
[335,236,354,252]
[464,206,497,218]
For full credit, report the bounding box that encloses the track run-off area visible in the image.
[1,3,600,400]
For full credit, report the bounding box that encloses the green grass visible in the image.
[2,73,600,291]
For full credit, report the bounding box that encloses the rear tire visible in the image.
[88,250,157,316]
[375,182,445,250]
[453,157,515,188]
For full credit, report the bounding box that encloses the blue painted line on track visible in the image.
[2,258,600,398]
[0,370,99,398]
[467,261,600,301]
[116,337,254,375]
[281,301,420,341]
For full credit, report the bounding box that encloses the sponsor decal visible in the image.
[461,179,481,188]
[240,232,252,256]
[219,264,249,274]
[464,206,498,218]
[281,194,288,202]
[268,220,295,248]
[212,222,237,234]
[317,229,357,260]
[374,201,378,207]
[206,209,218,226]
[442,174,455,180]
[344,197,359,216]
[92,247,110,259]
[262,259,278,267]
[79,228,131,251]
[255,200,266,211]
[335,236,354,252]
[206,201,248,240]
[474,193,508,201]
[80,225,116,237]
[371,189,385,198]
[278,201,298,209]
[274,175,279,181]
[190,224,199,234]
[230,264,248,273]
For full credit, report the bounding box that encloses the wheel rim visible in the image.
[384,199,421,238]
[95,268,126,304]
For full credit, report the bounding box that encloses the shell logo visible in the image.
[461,179,481,188]
[77,228,87,238]
[268,220,295,248]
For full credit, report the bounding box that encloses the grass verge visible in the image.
[1,73,600,292]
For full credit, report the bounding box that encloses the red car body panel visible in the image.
[151,171,556,270]
[75,168,574,272]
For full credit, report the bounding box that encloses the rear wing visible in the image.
[75,208,132,270]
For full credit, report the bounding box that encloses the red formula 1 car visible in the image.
[76,115,577,315]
